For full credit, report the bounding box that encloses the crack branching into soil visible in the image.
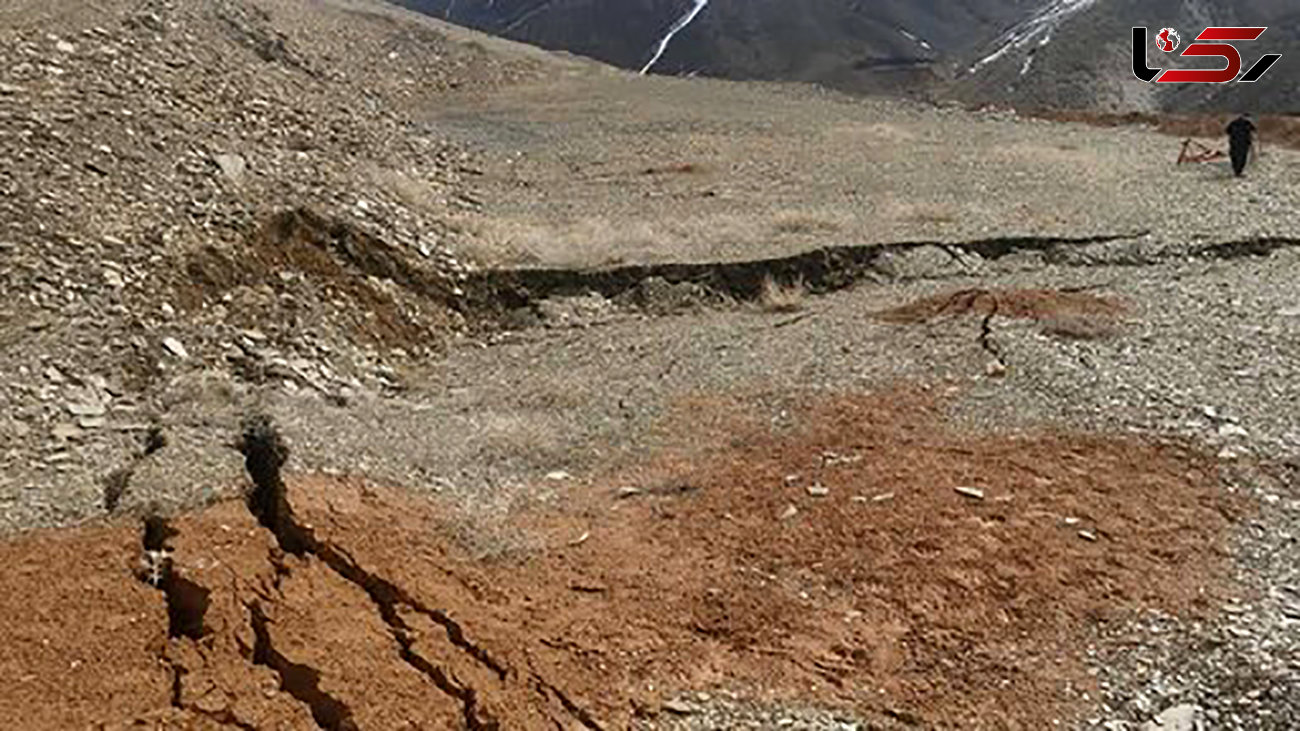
[139,511,210,641]
[247,600,359,731]
[979,296,1005,366]
[395,632,494,731]
[103,424,168,513]
[136,510,261,728]
[532,675,605,731]
[236,415,517,730]
[875,287,1130,365]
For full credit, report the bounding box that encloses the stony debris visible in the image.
[1139,704,1202,731]
[0,0,541,533]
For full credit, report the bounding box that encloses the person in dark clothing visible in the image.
[1226,114,1256,177]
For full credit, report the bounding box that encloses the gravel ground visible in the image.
[253,245,1300,728]
[426,70,1300,268]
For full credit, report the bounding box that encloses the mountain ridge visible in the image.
[397,0,1300,113]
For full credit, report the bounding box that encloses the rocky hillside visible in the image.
[398,0,1300,113]
[0,0,540,530]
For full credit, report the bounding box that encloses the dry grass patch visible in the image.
[772,210,843,235]
[757,274,807,313]
[642,161,708,175]
[875,287,1129,339]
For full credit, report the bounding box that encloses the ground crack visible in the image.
[978,295,1005,366]
[236,414,508,726]
[459,230,1150,324]
[395,630,497,730]
[137,511,211,641]
[247,600,359,730]
[136,510,256,728]
[532,674,604,731]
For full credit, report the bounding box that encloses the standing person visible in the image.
[1226,113,1256,177]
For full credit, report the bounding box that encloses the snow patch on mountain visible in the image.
[898,27,933,51]
[968,0,1098,74]
[640,0,710,75]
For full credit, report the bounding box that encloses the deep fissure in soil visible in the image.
[236,414,512,728]
[139,513,211,640]
[247,600,360,731]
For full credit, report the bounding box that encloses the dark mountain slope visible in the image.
[397,0,1300,112]
[394,0,1038,96]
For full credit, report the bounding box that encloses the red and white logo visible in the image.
[1155,27,1180,53]
[1133,26,1282,83]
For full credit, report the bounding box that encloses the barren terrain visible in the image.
[2,1,1299,729]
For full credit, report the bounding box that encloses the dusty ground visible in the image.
[0,394,1243,729]
[3,1,1300,729]
[425,72,1300,269]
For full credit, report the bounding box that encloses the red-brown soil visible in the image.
[874,288,1129,340]
[0,390,1241,729]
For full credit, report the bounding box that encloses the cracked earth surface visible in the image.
[0,391,1247,729]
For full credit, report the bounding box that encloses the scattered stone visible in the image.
[779,504,799,521]
[77,416,107,430]
[44,366,65,383]
[1140,704,1202,731]
[872,492,896,502]
[0,82,24,95]
[66,400,107,417]
[546,470,572,481]
[568,531,590,546]
[954,486,985,500]
[424,477,454,493]
[1078,530,1098,542]
[806,483,830,497]
[213,153,248,183]
[161,337,189,359]
[821,451,862,465]
[616,486,643,499]
[55,40,76,54]
[662,700,696,716]
[51,423,82,441]
[986,360,1007,377]
[1217,422,1248,438]
[1217,445,1246,461]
